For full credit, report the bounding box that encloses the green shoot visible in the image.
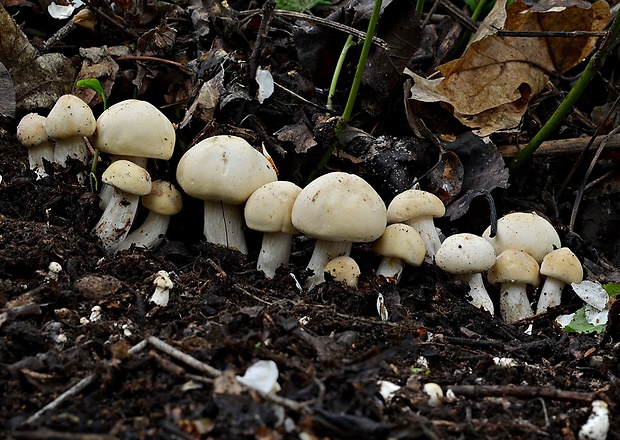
[415,0,425,19]
[76,78,107,192]
[326,35,357,112]
[275,0,331,13]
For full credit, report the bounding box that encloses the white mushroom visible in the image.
[244,181,302,278]
[151,270,173,307]
[535,247,583,314]
[92,160,152,252]
[46,94,96,166]
[324,256,361,288]
[423,383,444,407]
[16,113,55,179]
[176,135,277,253]
[291,172,387,290]
[435,233,497,314]
[116,180,183,251]
[386,189,445,263]
[372,223,425,283]
[487,249,540,323]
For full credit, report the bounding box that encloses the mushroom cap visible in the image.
[291,172,387,243]
[17,113,49,147]
[244,181,302,234]
[482,212,560,263]
[94,99,176,160]
[176,135,277,204]
[324,256,361,288]
[540,247,583,285]
[487,249,540,287]
[46,94,96,140]
[387,189,445,224]
[436,233,496,275]
[373,223,425,267]
[142,180,183,216]
[101,159,152,196]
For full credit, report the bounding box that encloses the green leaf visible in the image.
[602,282,620,298]
[564,308,606,334]
[275,0,331,13]
[76,78,107,110]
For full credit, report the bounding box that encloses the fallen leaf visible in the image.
[0,62,15,118]
[274,122,317,153]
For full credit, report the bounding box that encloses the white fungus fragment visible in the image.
[578,400,609,440]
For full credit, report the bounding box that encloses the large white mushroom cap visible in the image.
[101,160,152,196]
[46,94,96,140]
[436,233,496,275]
[291,172,387,243]
[94,99,176,160]
[244,181,302,234]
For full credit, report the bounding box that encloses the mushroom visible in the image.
[16,113,55,179]
[372,223,425,283]
[324,256,361,288]
[435,233,497,314]
[482,212,561,264]
[244,181,302,278]
[92,160,152,252]
[115,180,183,251]
[423,383,444,407]
[487,249,540,323]
[46,94,96,166]
[176,135,277,253]
[386,189,445,263]
[291,172,387,290]
[535,247,583,314]
[151,270,173,307]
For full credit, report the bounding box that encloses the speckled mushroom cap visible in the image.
[101,159,152,196]
[324,256,361,288]
[176,135,277,205]
[482,212,560,264]
[244,181,302,234]
[46,94,96,140]
[540,247,583,284]
[487,249,540,287]
[435,233,496,275]
[141,180,183,216]
[94,100,176,160]
[17,113,49,147]
[387,189,445,224]
[291,172,387,243]
[373,223,426,267]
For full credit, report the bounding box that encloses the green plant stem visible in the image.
[415,0,425,19]
[470,0,488,21]
[509,11,620,173]
[326,35,356,112]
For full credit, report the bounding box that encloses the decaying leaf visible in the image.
[406,0,610,135]
[0,62,15,118]
[275,122,317,154]
[179,69,225,128]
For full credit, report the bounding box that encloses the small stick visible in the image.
[248,0,275,81]
[497,134,620,157]
[448,384,600,405]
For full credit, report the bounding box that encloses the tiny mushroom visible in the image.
[92,160,152,252]
[482,212,561,264]
[386,189,445,263]
[116,180,183,251]
[151,270,173,307]
[487,249,540,323]
[46,94,96,166]
[423,383,444,407]
[244,181,302,278]
[16,113,55,179]
[291,172,387,290]
[324,256,361,288]
[435,233,497,314]
[176,135,277,253]
[373,223,425,283]
[535,247,583,314]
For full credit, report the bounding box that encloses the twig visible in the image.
[146,336,222,378]
[80,0,139,39]
[496,30,607,38]
[10,429,118,439]
[274,81,329,111]
[113,56,194,75]
[448,384,600,405]
[497,134,620,157]
[438,0,479,33]
[248,1,275,80]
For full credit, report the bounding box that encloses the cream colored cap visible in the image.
[101,160,152,195]
[17,113,49,147]
[324,256,361,288]
[46,94,96,139]
[176,135,277,204]
[540,247,583,284]
[94,99,176,159]
[244,181,302,234]
[387,189,445,224]
[142,180,183,216]
[373,223,425,267]
[291,172,387,243]
[436,233,496,275]
[487,249,540,287]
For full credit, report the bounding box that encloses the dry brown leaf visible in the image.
[406,0,610,136]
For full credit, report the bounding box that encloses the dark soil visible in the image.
[1,0,620,439]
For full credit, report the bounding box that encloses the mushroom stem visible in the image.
[53,136,89,166]
[93,188,140,252]
[29,144,55,179]
[115,211,171,251]
[305,240,352,290]
[536,277,566,314]
[376,257,405,282]
[458,273,494,314]
[499,282,534,323]
[203,200,248,254]
[257,231,293,279]
[407,217,442,263]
